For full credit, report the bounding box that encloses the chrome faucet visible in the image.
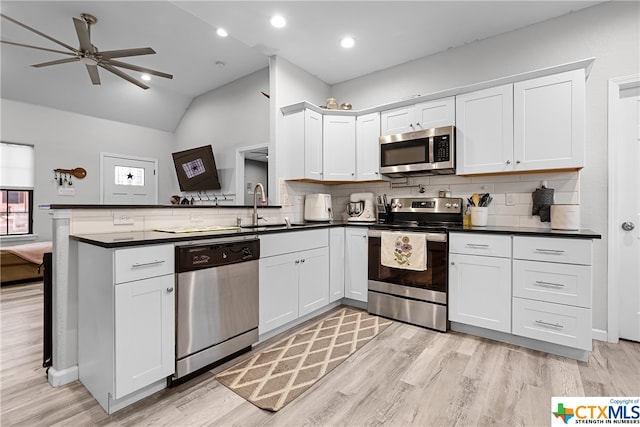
[253,182,266,226]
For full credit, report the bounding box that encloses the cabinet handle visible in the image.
[450,261,455,265]
[516,160,521,165]
[409,124,414,130]
[466,243,489,248]
[301,259,305,263]
[535,320,564,329]
[295,260,300,264]
[166,287,174,293]
[535,248,565,254]
[506,160,512,165]
[131,260,165,268]
[535,280,565,288]
[415,122,421,128]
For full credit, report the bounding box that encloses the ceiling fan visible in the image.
[0,12,173,89]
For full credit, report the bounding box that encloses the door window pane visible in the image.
[114,166,145,186]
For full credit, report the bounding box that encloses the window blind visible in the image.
[0,142,34,188]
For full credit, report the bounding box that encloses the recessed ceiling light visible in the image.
[270,15,286,28]
[341,37,355,49]
[216,28,228,37]
[141,74,151,81]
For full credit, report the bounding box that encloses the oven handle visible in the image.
[367,229,447,242]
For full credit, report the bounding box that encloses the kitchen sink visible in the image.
[240,223,307,230]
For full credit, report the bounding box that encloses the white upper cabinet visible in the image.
[356,112,382,181]
[513,69,585,171]
[456,84,515,175]
[456,69,585,175]
[282,108,323,180]
[381,97,455,135]
[323,115,356,181]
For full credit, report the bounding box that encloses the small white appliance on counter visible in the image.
[347,192,376,222]
[304,193,332,221]
[551,204,580,230]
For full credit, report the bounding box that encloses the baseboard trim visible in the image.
[48,365,79,386]
[591,328,608,342]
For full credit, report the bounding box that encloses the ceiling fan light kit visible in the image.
[0,12,173,89]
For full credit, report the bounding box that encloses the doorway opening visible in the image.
[235,144,269,206]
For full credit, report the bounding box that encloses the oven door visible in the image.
[367,230,448,304]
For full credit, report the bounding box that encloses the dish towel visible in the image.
[380,232,427,271]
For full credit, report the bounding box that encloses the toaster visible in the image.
[304,193,332,221]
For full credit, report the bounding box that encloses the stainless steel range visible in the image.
[367,196,463,331]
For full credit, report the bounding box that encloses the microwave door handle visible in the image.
[428,136,434,164]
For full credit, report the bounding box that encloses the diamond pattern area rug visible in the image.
[215,308,392,412]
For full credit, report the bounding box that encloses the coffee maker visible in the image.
[347,192,376,222]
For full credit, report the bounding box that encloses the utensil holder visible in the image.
[470,207,488,227]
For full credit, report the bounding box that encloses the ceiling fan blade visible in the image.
[107,59,173,80]
[99,63,149,90]
[99,47,155,59]
[32,57,80,68]
[1,40,77,56]
[72,17,93,53]
[1,13,78,53]
[85,64,101,85]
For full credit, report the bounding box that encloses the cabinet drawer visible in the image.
[512,297,591,350]
[449,233,511,258]
[513,236,591,265]
[260,229,329,258]
[513,260,591,308]
[115,244,174,284]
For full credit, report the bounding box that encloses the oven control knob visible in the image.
[392,202,402,209]
[445,203,452,208]
[222,252,228,259]
[452,203,459,208]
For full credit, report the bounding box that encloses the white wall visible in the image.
[0,99,175,241]
[328,1,639,332]
[173,68,270,199]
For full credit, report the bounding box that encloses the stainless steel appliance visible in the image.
[347,192,376,222]
[173,235,259,381]
[368,196,463,331]
[379,125,455,177]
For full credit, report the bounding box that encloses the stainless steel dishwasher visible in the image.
[173,235,259,381]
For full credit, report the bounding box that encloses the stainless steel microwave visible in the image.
[379,125,455,177]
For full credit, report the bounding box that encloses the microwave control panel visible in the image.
[433,135,450,162]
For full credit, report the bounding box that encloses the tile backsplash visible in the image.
[281,171,580,228]
[66,171,579,234]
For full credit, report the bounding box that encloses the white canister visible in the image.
[470,207,488,227]
[550,205,580,230]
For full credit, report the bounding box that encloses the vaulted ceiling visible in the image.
[0,1,602,132]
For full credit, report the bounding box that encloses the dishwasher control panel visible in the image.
[176,238,260,272]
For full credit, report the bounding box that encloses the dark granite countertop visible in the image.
[70,221,600,248]
[42,204,282,209]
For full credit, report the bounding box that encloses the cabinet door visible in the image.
[304,109,324,180]
[329,228,345,302]
[259,253,299,334]
[414,97,455,129]
[323,115,356,181]
[298,247,330,316]
[449,253,511,332]
[514,69,585,171]
[456,84,514,175]
[344,227,369,302]
[356,112,382,181]
[381,105,414,135]
[114,274,175,399]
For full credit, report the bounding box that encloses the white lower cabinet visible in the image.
[344,227,369,302]
[78,242,175,414]
[259,230,329,334]
[449,232,595,356]
[329,227,345,302]
[449,234,512,333]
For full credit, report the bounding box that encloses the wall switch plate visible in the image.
[57,187,75,196]
[506,193,517,206]
[190,214,204,222]
[113,215,135,225]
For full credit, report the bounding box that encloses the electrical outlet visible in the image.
[113,215,135,225]
[57,187,75,196]
[190,214,204,223]
[506,193,517,206]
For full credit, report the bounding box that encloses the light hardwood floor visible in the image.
[1,282,639,426]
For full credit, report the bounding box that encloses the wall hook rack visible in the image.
[54,167,87,186]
